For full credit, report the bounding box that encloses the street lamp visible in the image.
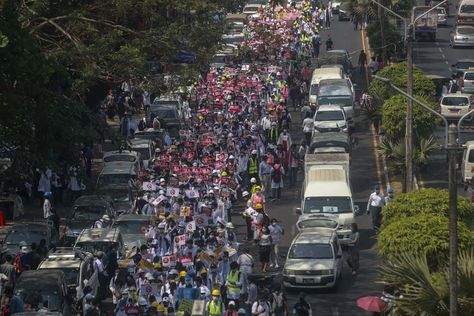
[374,74,467,316]
[371,0,448,192]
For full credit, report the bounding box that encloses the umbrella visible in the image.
[356,296,388,313]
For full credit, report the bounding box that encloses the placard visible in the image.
[140,284,158,295]
[162,255,177,267]
[185,189,200,199]
[180,206,192,217]
[186,221,196,233]
[142,182,157,192]
[194,214,209,227]
[179,256,194,267]
[166,187,180,197]
[179,299,194,312]
[175,235,187,246]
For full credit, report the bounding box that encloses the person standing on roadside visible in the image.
[358,50,367,74]
[259,156,272,197]
[302,112,314,146]
[347,223,360,275]
[268,218,284,269]
[366,185,385,231]
[237,248,254,295]
[312,32,321,58]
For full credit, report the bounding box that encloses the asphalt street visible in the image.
[411,2,474,193]
[231,18,384,316]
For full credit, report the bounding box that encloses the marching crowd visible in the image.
[0,0,334,315]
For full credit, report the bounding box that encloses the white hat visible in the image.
[251,149,257,154]
[229,301,236,306]
[209,189,214,194]
[229,155,235,159]
[160,178,166,182]
[102,214,110,221]
[250,177,257,183]
[226,222,234,229]
[242,191,250,197]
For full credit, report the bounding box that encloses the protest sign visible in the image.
[186,221,196,233]
[141,284,159,296]
[175,235,187,246]
[142,182,156,192]
[162,255,177,267]
[166,187,180,197]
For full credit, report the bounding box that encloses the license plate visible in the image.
[449,109,460,112]
[303,277,320,283]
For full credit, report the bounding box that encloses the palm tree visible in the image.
[378,248,474,315]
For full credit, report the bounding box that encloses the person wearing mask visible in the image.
[225,301,238,316]
[347,223,360,275]
[237,248,254,295]
[288,145,300,188]
[225,262,242,302]
[206,289,225,316]
[366,185,385,231]
[277,129,292,152]
[384,187,395,205]
[270,163,285,201]
[258,156,273,197]
[43,191,53,220]
[252,296,271,316]
[257,226,272,273]
[93,214,110,229]
[267,122,280,145]
[293,292,312,316]
[270,285,288,316]
[302,113,314,146]
[268,218,284,269]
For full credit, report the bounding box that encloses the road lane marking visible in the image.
[445,61,449,64]
[441,54,446,59]
[438,47,443,52]
[361,28,387,191]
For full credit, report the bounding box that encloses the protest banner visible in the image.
[175,235,187,246]
[166,187,180,197]
[140,284,159,296]
[162,255,177,267]
[186,221,196,233]
[142,182,157,192]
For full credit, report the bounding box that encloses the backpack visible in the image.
[272,167,282,183]
[272,292,285,314]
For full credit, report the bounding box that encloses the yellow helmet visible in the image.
[179,271,187,277]
[212,289,220,296]
[254,185,261,191]
[221,171,228,177]
[255,203,263,209]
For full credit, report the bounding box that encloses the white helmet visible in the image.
[250,177,257,183]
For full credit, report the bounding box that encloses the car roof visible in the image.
[115,214,152,221]
[128,138,152,147]
[327,49,348,54]
[99,162,136,175]
[103,150,139,158]
[456,59,474,63]
[442,93,472,98]
[38,257,82,269]
[10,221,51,231]
[311,132,350,143]
[316,105,344,111]
[16,270,65,287]
[295,229,335,244]
[76,228,121,243]
[73,195,112,207]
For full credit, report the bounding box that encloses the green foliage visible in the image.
[369,62,437,102]
[382,188,474,226]
[379,248,474,315]
[381,95,438,142]
[378,213,473,269]
[366,18,403,57]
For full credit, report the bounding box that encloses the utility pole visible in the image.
[447,124,458,316]
[405,25,414,192]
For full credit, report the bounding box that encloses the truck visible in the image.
[412,6,438,41]
[297,153,359,245]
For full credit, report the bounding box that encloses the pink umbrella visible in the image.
[356,296,388,313]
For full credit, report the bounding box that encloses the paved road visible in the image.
[233,18,384,316]
[409,2,474,193]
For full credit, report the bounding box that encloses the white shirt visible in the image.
[237,253,254,273]
[94,258,104,273]
[252,301,270,316]
[367,191,385,210]
[302,117,314,133]
[268,224,283,244]
[43,199,52,219]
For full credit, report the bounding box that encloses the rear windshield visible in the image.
[103,155,136,163]
[457,27,474,35]
[318,96,352,106]
[460,5,474,13]
[442,97,469,106]
[465,73,474,80]
[469,149,474,163]
[113,220,149,234]
[289,243,334,259]
[5,230,47,245]
[315,110,344,121]
[76,241,116,253]
[457,62,474,69]
[73,206,106,221]
[98,174,132,186]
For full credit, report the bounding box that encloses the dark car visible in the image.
[96,184,133,215]
[1,221,58,256]
[147,100,182,137]
[319,50,353,75]
[64,195,116,246]
[309,132,352,160]
[14,270,71,315]
[112,214,152,251]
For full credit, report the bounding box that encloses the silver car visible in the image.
[450,25,474,48]
[462,71,474,94]
[437,7,447,25]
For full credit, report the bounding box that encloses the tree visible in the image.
[365,17,403,60]
[379,249,474,315]
[382,188,474,226]
[369,62,437,103]
[378,213,473,269]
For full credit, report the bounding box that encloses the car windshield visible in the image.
[212,55,227,64]
[442,97,469,106]
[114,220,148,234]
[304,196,352,214]
[465,73,474,80]
[5,230,47,245]
[297,219,338,230]
[247,0,267,4]
[223,37,244,45]
[151,108,178,119]
[460,5,474,13]
[98,189,130,203]
[73,206,105,221]
[315,110,344,121]
[457,27,474,35]
[16,290,61,311]
[103,155,136,163]
[132,147,150,160]
[289,243,334,259]
[40,267,79,286]
[97,174,131,186]
[318,96,352,106]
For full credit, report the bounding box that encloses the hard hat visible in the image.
[179,271,187,277]
[242,191,250,197]
[209,189,214,194]
[19,241,27,247]
[159,190,165,195]
[255,203,263,209]
[160,178,166,183]
[221,171,228,177]
[251,149,258,155]
[43,191,52,198]
[157,222,166,229]
[138,297,148,306]
[254,185,261,191]
[212,289,220,296]
[250,177,257,183]
[102,215,110,221]
[229,155,235,160]
[226,222,234,229]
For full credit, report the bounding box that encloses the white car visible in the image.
[439,93,474,119]
[283,228,343,289]
[331,0,342,13]
[313,105,348,133]
[243,4,263,17]
[461,70,474,94]
[437,7,448,25]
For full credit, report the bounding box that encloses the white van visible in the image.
[458,0,474,25]
[309,67,344,107]
[461,140,474,183]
